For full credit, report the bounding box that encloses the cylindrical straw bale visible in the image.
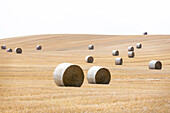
[36,45,42,50]
[115,58,123,65]
[128,46,134,51]
[136,43,142,49]
[112,50,119,56]
[15,48,22,54]
[149,60,162,70]
[128,51,135,58]
[87,66,111,84]
[1,45,6,49]
[143,32,148,35]
[7,48,12,52]
[88,45,94,50]
[85,56,94,63]
[53,63,84,87]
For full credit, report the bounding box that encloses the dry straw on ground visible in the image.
[87,66,111,84]
[149,60,162,70]
[53,63,84,87]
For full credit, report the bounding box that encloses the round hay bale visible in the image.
[85,56,94,63]
[115,58,123,65]
[128,46,134,51]
[36,45,42,50]
[88,45,94,50]
[149,60,162,70]
[87,66,111,84]
[53,63,84,87]
[136,43,142,49]
[128,51,135,58]
[7,48,12,52]
[1,45,6,49]
[15,48,22,54]
[112,50,119,56]
[143,32,148,35]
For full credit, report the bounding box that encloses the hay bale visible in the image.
[128,46,134,51]
[85,56,94,63]
[87,66,111,84]
[143,32,148,35]
[128,51,135,58]
[149,60,162,70]
[15,48,22,54]
[136,43,142,49]
[36,45,42,50]
[115,58,123,65]
[1,45,6,49]
[53,63,84,87]
[88,45,94,50]
[112,50,119,56]
[7,48,12,52]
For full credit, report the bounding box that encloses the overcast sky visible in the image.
[0,0,170,39]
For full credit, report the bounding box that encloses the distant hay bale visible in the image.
[128,51,135,58]
[112,50,119,56]
[87,66,111,84]
[115,58,123,65]
[1,45,6,49]
[53,63,84,87]
[136,43,142,49]
[7,48,12,52]
[15,48,22,54]
[36,45,42,50]
[85,56,94,63]
[149,60,162,70]
[143,32,148,35]
[128,46,134,51]
[88,45,94,50]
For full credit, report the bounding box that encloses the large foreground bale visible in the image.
[87,66,111,84]
[7,48,12,52]
[1,45,6,49]
[115,58,123,65]
[128,46,134,51]
[128,51,135,58]
[88,45,94,50]
[149,60,162,70]
[112,50,119,56]
[53,63,84,87]
[85,56,94,63]
[15,48,22,54]
[36,45,42,50]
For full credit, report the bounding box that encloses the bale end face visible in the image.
[115,58,123,65]
[85,56,94,63]
[53,63,84,87]
[15,48,22,54]
[149,60,162,70]
[112,50,119,56]
[87,66,111,84]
